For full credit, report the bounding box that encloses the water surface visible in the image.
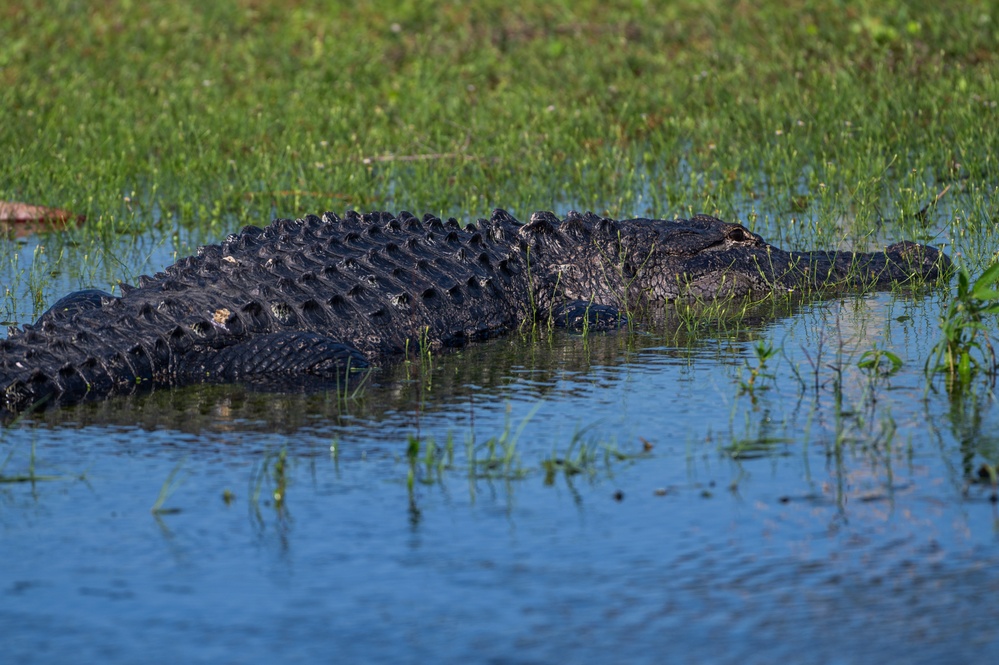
[3,289,998,663]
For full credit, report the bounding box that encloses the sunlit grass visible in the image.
[1,0,995,241]
[925,262,999,389]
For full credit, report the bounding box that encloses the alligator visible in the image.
[1,208,950,416]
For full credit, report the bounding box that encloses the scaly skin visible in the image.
[0,209,950,415]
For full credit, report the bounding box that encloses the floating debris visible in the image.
[0,201,84,236]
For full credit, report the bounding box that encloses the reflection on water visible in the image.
[2,291,999,663]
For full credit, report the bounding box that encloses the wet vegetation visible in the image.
[925,262,999,389]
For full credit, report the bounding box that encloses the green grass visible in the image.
[925,261,999,389]
[249,445,292,522]
[150,456,188,514]
[1,0,996,247]
[401,406,652,510]
[0,416,88,483]
[0,437,66,483]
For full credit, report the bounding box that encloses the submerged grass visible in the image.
[0,438,68,484]
[540,427,617,486]
[150,457,188,515]
[403,401,652,500]
[249,445,293,525]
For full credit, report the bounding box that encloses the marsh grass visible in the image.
[406,432,455,490]
[0,438,66,484]
[3,1,995,267]
[857,347,904,378]
[725,435,794,461]
[465,401,538,482]
[668,293,757,341]
[539,427,640,487]
[402,401,651,499]
[925,262,999,390]
[250,446,291,521]
[738,338,778,400]
[150,457,188,515]
[717,294,918,477]
[404,405,524,514]
[332,361,374,414]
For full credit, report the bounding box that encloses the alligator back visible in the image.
[0,208,950,415]
[1,210,538,413]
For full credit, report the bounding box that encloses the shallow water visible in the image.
[3,286,998,663]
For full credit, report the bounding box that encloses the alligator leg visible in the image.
[186,331,369,384]
[548,300,625,330]
[31,289,116,327]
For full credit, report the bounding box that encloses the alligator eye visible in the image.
[727,227,752,243]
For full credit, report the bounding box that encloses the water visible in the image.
[3,286,998,663]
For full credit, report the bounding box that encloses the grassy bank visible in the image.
[1,1,997,262]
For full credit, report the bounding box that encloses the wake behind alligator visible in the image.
[1,209,950,416]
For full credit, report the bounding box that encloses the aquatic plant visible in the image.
[858,348,904,377]
[150,457,188,515]
[0,438,68,484]
[466,402,538,482]
[925,262,999,389]
[739,337,778,401]
[250,446,292,521]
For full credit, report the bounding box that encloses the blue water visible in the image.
[3,284,998,663]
